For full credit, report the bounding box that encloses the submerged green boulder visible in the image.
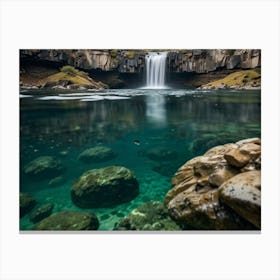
[114,201,181,231]
[78,146,116,163]
[71,166,139,208]
[144,147,178,161]
[20,192,37,218]
[29,203,54,223]
[24,156,64,180]
[33,210,99,230]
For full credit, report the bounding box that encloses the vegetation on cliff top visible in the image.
[201,70,261,89]
[39,65,107,89]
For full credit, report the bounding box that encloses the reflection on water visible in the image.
[145,94,166,127]
[20,89,261,230]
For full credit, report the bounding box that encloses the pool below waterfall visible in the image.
[20,88,261,230]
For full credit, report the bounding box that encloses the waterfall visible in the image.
[145,52,168,89]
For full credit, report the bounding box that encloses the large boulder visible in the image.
[33,210,99,230]
[71,166,139,208]
[78,146,116,163]
[29,203,54,223]
[20,192,37,218]
[24,156,64,180]
[114,201,181,231]
[219,171,261,228]
[165,138,261,230]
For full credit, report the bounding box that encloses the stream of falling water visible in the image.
[145,52,168,89]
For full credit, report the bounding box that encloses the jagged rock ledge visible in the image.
[21,49,261,74]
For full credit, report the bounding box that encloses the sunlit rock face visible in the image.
[165,138,261,230]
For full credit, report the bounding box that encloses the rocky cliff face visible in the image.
[20,49,261,74]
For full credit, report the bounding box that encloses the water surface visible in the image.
[20,89,261,230]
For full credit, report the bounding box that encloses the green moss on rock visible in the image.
[33,210,99,230]
[114,201,182,230]
[71,166,139,208]
[125,51,136,59]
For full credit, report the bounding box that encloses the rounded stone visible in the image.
[24,156,64,180]
[78,146,116,163]
[33,210,99,230]
[219,170,261,228]
[48,176,66,187]
[29,203,54,223]
[20,192,37,218]
[71,166,139,208]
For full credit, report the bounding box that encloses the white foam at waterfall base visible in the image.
[145,52,168,89]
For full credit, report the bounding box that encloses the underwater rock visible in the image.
[165,138,261,230]
[29,203,54,223]
[114,201,181,230]
[33,210,99,230]
[78,146,116,163]
[48,176,66,187]
[24,156,64,180]
[219,171,261,228]
[20,192,37,218]
[71,166,139,208]
[190,134,240,156]
[144,147,178,162]
[152,163,178,177]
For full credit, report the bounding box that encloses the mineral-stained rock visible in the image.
[24,156,64,180]
[78,146,116,163]
[20,192,37,218]
[33,210,99,230]
[236,137,261,145]
[224,143,261,168]
[208,166,239,187]
[114,201,181,230]
[165,138,261,230]
[29,203,54,223]
[71,166,139,208]
[168,188,253,230]
[219,171,261,228]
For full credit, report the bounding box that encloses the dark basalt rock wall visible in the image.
[20,49,261,74]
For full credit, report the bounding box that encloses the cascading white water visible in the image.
[145,52,168,89]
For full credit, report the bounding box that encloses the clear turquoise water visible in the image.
[20,89,261,230]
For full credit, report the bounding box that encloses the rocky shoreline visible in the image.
[20,138,261,231]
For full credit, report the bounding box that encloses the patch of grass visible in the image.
[110,49,118,58]
[203,70,260,87]
[125,51,136,59]
[60,65,79,75]
[40,66,94,86]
